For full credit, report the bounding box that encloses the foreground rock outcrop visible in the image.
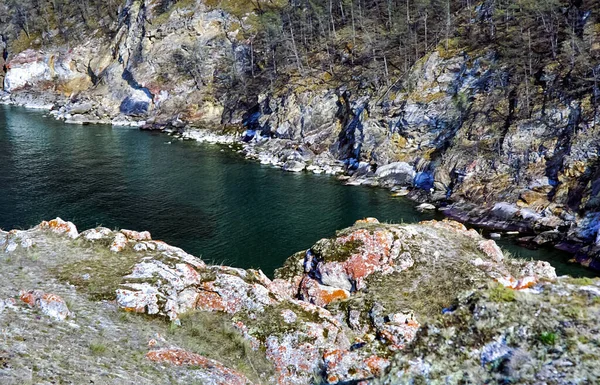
[1,0,599,267]
[2,217,599,384]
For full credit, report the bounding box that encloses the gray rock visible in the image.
[375,162,416,186]
[282,160,305,172]
[492,203,520,220]
[417,203,436,211]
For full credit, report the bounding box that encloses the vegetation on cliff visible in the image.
[2,0,598,99]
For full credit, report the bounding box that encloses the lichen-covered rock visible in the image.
[323,349,391,384]
[19,290,70,321]
[298,277,350,307]
[121,229,152,241]
[117,250,272,320]
[146,347,255,385]
[2,230,35,253]
[0,218,594,384]
[37,218,79,239]
[477,239,504,262]
[287,221,416,302]
[194,269,274,315]
[116,283,161,314]
[246,301,350,385]
[377,277,600,385]
[110,232,128,252]
[0,298,18,314]
[80,227,113,241]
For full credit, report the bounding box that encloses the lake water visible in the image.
[0,105,594,277]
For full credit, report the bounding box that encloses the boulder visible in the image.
[375,162,416,185]
[416,203,436,211]
[38,218,79,239]
[282,160,306,172]
[20,290,70,321]
[81,227,113,241]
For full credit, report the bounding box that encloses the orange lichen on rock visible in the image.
[323,349,344,384]
[496,275,538,290]
[515,276,538,289]
[364,355,391,377]
[19,290,70,320]
[322,348,391,384]
[194,287,228,313]
[334,228,396,289]
[38,217,79,239]
[121,229,152,241]
[378,318,420,351]
[146,348,254,385]
[110,233,128,252]
[478,239,504,262]
[299,277,350,306]
[20,291,37,307]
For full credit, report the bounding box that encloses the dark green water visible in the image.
[0,105,594,277]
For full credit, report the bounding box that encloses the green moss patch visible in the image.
[171,311,275,382]
[53,242,142,301]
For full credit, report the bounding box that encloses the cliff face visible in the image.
[4,217,599,384]
[1,0,600,266]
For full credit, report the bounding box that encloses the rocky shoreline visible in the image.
[1,217,599,384]
[2,95,595,272]
[1,0,599,271]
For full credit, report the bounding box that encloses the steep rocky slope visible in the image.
[1,217,599,384]
[1,0,600,267]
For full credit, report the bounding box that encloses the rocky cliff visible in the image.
[1,0,600,268]
[2,217,599,384]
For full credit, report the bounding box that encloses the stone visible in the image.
[81,227,112,241]
[323,349,391,384]
[38,218,79,239]
[68,102,93,114]
[480,337,512,366]
[146,348,254,385]
[116,284,161,314]
[491,203,520,220]
[416,203,436,211]
[375,162,416,185]
[533,230,562,246]
[282,160,306,172]
[307,226,412,292]
[391,189,410,197]
[355,217,380,224]
[121,229,152,241]
[194,270,273,315]
[3,230,35,253]
[0,298,18,314]
[110,233,128,252]
[20,290,70,321]
[496,275,538,290]
[298,277,350,306]
[477,240,504,262]
[378,318,421,350]
[261,301,349,385]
